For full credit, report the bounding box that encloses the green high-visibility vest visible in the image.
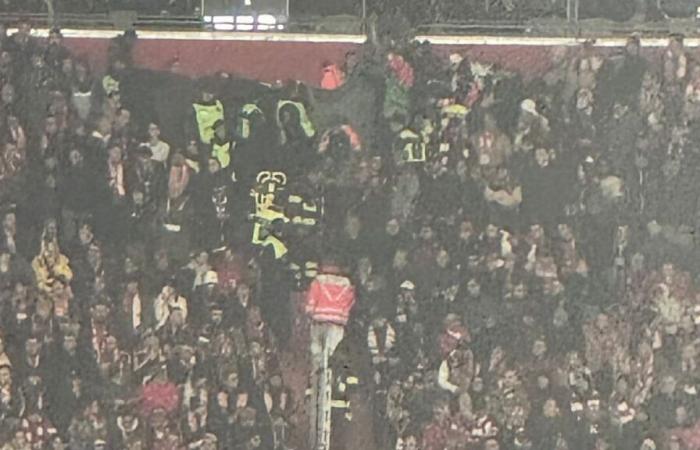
[277,100,315,138]
[212,141,231,169]
[193,100,224,145]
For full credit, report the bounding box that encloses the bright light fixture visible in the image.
[203,15,212,22]
[213,15,234,23]
[213,23,235,31]
[236,24,255,31]
[257,14,277,25]
[236,15,255,24]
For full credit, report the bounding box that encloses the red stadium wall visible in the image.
[58,33,678,87]
[60,35,563,86]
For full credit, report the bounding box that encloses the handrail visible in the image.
[0,11,698,37]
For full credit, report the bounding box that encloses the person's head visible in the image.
[419,224,434,241]
[208,157,221,174]
[386,218,400,236]
[87,243,101,268]
[25,336,40,357]
[48,28,62,46]
[2,211,15,233]
[625,35,640,56]
[270,374,282,388]
[669,34,684,52]
[1,83,14,104]
[467,278,481,297]
[61,57,73,75]
[484,438,500,450]
[62,334,77,354]
[223,369,239,389]
[485,223,499,239]
[202,89,215,103]
[345,213,361,236]
[108,146,122,164]
[535,147,550,168]
[402,434,418,450]
[436,248,450,268]
[45,115,58,135]
[91,302,110,323]
[17,20,31,37]
[532,339,547,358]
[78,222,93,245]
[148,122,161,140]
[249,434,262,448]
[68,148,84,167]
[557,223,574,241]
[512,282,528,300]
[660,375,678,396]
[459,220,474,240]
[543,398,560,417]
[0,364,10,386]
[393,249,408,270]
[236,283,251,303]
[116,108,131,129]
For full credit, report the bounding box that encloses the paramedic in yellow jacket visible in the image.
[32,240,73,294]
[192,84,225,146]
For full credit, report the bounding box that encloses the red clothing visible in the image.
[422,420,448,450]
[305,267,356,326]
[673,421,700,449]
[321,64,345,90]
[388,54,414,88]
[140,381,181,416]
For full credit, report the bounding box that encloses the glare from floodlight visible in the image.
[213,23,235,31]
[236,15,255,24]
[258,14,277,25]
[213,16,234,23]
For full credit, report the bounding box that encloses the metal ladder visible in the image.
[311,337,333,450]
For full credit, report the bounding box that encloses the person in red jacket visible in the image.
[305,256,356,450]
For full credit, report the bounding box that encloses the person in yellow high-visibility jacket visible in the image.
[191,85,224,145]
[209,119,234,173]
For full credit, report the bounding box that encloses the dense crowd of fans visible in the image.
[1,14,700,450]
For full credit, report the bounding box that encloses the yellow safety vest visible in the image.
[252,222,288,260]
[442,103,469,119]
[193,100,224,145]
[277,100,315,138]
[399,129,426,162]
[212,141,231,169]
[238,103,263,139]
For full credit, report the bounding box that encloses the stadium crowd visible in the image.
[0,15,700,450]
